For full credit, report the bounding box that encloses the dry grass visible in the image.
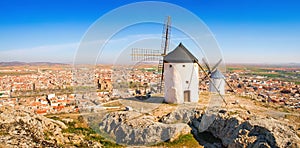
[153,134,203,148]
[102,100,123,107]
[284,114,300,129]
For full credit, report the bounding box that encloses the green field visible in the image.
[227,65,300,84]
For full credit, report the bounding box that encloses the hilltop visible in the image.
[96,95,300,147]
[0,93,299,147]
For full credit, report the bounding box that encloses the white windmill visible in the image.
[163,43,199,103]
[131,16,200,104]
[201,59,234,96]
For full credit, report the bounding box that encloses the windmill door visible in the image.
[184,90,190,102]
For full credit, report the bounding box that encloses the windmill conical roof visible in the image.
[211,69,225,79]
[163,43,198,63]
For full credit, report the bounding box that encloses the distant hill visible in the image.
[0,61,67,66]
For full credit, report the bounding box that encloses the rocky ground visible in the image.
[98,95,300,147]
[0,106,102,148]
[0,94,299,148]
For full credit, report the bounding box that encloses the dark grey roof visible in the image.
[211,69,225,79]
[163,43,198,63]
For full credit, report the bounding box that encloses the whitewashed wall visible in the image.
[209,78,225,95]
[164,63,199,104]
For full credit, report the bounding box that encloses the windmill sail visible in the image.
[157,16,171,93]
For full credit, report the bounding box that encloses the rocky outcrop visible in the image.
[4,101,296,147]
[99,111,191,145]
[0,106,67,147]
[159,106,201,124]
[0,106,72,147]
[188,111,300,148]
[0,106,103,148]
[155,106,300,148]
[99,103,300,147]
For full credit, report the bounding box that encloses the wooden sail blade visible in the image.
[211,59,222,72]
[202,58,211,73]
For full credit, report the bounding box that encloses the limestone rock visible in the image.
[0,106,64,147]
[195,112,300,148]
[159,106,201,124]
[156,105,300,147]
[99,111,191,145]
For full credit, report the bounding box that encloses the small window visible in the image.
[182,65,185,67]
[186,81,189,84]
[169,65,172,68]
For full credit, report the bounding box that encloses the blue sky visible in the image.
[0,0,300,63]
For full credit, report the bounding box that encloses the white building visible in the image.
[209,69,225,95]
[163,43,199,104]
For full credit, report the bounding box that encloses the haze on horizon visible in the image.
[0,0,300,64]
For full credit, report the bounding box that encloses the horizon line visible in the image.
[1,61,300,66]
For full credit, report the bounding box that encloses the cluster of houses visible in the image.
[226,72,300,109]
[0,93,78,115]
[0,68,72,93]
